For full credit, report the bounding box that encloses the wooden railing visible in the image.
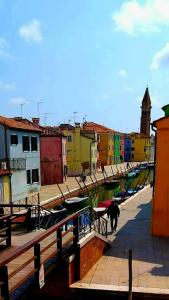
[0,215,12,248]
[0,212,79,300]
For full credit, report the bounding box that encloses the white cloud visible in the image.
[0,38,12,59]
[151,43,169,69]
[9,97,28,105]
[118,69,127,77]
[112,0,169,35]
[122,84,134,92]
[19,19,43,43]
[0,81,16,91]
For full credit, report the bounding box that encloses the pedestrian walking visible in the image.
[107,201,120,232]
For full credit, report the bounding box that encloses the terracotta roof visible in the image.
[0,169,12,176]
[0,116,41,132]
[83,122,116,134]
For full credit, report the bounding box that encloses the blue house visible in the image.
[124,134,131,162]
[0,115,41,202]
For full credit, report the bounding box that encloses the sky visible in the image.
[0,0,169,132]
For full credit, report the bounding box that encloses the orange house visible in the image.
[152,104,169,236]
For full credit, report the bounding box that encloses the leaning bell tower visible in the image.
[140,87,152,137]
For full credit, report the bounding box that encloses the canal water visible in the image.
[64,167,154,216]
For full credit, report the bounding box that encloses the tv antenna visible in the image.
[44,112,50,126]
[37,101,43,118]
[20,103,26,118]
[73,111,78,124]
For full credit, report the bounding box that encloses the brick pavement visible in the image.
[72,186,169,295]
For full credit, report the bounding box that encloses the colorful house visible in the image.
[130,132,151,162]
[114,132,121,164]
[83,122,115,166]
[59,123,97,175]
[124,134,131,162]
[40,128,67,185]
[0,116,41,202]
[151,105,169,236]
[0,169,11,204]
[26,118,67,185]
[120,133,125,162]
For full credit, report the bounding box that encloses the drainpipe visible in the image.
[4,122,13,210]
[151,123,157,197]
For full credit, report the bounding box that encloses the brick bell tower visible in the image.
[140,87,152,137]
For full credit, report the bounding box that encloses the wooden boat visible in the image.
[104,180,120,189]
[127,171,137,177]
[64,196,89,205]
[97,199,112,208]
[113,196,130,203]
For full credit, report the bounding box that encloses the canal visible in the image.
[63,167,154,216]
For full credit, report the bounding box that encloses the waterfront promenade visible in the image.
[72,186,169,296]
[34,162,137,204]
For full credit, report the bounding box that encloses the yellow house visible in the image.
[82,122,114,166]
[130,132,151,162]
[0,170,11,204]
[59,123,98,175]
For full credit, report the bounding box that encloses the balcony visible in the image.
[9,158,26,170]
[0,158,26,171]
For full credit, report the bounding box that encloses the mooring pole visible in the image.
[128,249,132,300]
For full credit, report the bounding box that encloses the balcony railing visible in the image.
[9,158,26,170]
[0,159,26,171]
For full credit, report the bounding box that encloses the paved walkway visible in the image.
[31,162,138,204]
[73,186,169,295]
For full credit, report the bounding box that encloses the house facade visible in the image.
[0,169,11,204]
[59,123,97,175]
[152,105,169,236]
[83,122,114,166]
[130,132,151,162]
[0,116,41,202]
[124,134,131,162]
[114,132,121,164]
[40,127,67,185]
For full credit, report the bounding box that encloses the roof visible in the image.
[83,122,116,134]
[0,116,41,132]
[142,87,151,106]
[0,169,12,177]
[152,115,169,127]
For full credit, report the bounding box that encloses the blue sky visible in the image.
[1,0,169,132]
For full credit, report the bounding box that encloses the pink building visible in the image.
[120,133,125,162]
[30,119,67,185]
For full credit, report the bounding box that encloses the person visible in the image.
[101,165,105,174]
[107,201,120,232]
[80,171,86,183]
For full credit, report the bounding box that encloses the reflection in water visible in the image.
[65,168,154,216]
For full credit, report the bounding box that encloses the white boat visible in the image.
[64,196,89,205]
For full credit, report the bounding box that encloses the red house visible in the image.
[40,127,67,185]
[31,119,67,185]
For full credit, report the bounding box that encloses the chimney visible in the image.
[75,122,80,128]
[32,118,40,127]
[162,104,169,117]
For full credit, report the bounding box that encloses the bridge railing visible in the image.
[0,212,79,299]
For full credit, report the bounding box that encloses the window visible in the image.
[27,170,31,184]
[132,154,134,159]
[22,136,30,151]
[67,135,72,142]
[131,147,135,151]
[11,135,18,145]
[132,140,134,144]
[31,137,38,151]
[32,169,39,183]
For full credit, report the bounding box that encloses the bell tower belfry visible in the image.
[140,87,152,137]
